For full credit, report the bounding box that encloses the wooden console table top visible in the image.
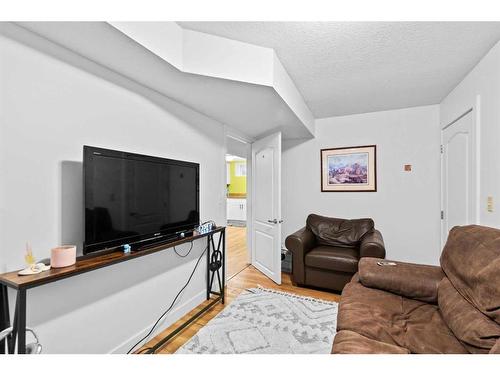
[0,227,225,290]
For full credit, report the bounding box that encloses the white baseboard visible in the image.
[109,290,207,354]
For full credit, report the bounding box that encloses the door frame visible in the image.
[440,97,480,247]
[250,132,282,284]
[224,129,253,280]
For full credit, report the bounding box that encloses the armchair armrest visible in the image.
[285,226,315,285]
[359,230,385,258]
[358,257,444,303]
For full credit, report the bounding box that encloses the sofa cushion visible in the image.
[305,246,359,273]
[336,277,468,353]
[359,257,444,304]
[438,277,500,353]
[490,339,500,354]
[337,277,407,347]
[306,214,374,247]
[440,225,500,324]
[332,330,410,354]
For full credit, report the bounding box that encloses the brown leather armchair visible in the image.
[285,214,385,292]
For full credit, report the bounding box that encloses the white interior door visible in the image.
[251,132,281,284]
[441,110,476,245]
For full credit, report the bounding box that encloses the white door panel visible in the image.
[255,229,274,271]
[446,134,469,228]
[252,132,281,284]
[255,148,274,222]
[441,110,476,245]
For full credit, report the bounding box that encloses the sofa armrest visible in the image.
[285,226,315,285]
[358,257,444,303]
[359,230,385,258]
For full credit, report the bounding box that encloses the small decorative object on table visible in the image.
[50,245,76,268]
[196,221,215,235]
[123,244,131,254]
[18,264,51,276]
[18,242,51,276]
[24,242,35,266]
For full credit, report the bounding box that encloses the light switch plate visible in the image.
[487,196,494,212]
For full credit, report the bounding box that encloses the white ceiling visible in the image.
[7,22,312,140]
[179,22,500,118]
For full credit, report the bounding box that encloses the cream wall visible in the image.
[282,105,441,265]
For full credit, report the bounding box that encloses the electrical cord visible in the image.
[135,346,152,354]
[173,241,194,258]
[127,245,208,354]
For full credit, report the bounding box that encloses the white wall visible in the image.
[0,34,225,353]
[440,41,500,229]
[282,105,441,265]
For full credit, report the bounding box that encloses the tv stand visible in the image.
[0,227,225,354]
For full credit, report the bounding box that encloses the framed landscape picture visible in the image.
[321,145,377,192]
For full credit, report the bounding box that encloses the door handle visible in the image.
[267,219,283,224]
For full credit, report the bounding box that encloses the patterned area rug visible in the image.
[176,287,338,354]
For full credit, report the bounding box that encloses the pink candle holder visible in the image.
[50,245,76,268]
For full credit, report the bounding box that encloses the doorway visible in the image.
[224,131,282,285]
[225,154,250,278]
[441,109,478,245]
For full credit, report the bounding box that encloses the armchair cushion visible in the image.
[358,257,444,304]
[306,214,374,247]
[305,246,359,273]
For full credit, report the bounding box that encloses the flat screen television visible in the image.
[83,146,200,254]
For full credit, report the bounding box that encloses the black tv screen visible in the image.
[83,146,200,254]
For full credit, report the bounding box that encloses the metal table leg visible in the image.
[9,289,26,354]
[8,294,18,354]
[0,285,10,354]
[206,236,211,300]
[16,289,26,354]
[222,229,226,304]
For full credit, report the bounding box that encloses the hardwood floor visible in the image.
[226,225,249,278]
[137,265,341,354]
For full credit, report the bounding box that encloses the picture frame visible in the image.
[320,145,377,192]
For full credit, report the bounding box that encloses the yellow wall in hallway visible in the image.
[228,161,246,194]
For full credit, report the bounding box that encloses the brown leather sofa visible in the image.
[332,225,500,354]
[285,214,385,292]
